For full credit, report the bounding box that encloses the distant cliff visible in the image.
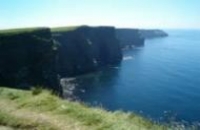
[139,29,168,39]
[52,26,122,77]
[116,29,168,48]
[116,29,145,48]
[0,28,60,93]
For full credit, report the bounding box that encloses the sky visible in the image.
[0,0,200,29]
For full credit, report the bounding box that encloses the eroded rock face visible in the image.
[116,29,145,48]
[0,28,60,93]
[53,26,122,77]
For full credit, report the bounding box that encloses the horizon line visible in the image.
[0,25,200,31]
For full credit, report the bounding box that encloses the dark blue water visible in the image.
[68,30,200,123]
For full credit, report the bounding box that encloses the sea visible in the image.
[62,30,200,124]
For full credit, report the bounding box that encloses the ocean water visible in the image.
[63,30,200,123]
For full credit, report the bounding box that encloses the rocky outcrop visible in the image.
[0,28,61,93]
[116,29,145,48]
[139,29,168,39]
[52,26,122,77]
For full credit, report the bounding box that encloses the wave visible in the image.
[123,56,134,60]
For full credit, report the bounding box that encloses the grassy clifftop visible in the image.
[0,27,49,36]
[0,87,167,130]
[51,26,80,33]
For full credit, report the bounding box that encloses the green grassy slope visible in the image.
[0,87,168,130]
[0,27,49,36]
[51,26,81,33]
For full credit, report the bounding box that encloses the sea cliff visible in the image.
[52,26,122,77]
[116,28,145,48]
[0,28,60,92]
[139,29,168,39]
[0,26,123,93]
[0,26,167,93]
[116,28,168,48]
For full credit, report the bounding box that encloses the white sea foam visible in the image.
[123,56,133,60]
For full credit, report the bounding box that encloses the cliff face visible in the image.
[0,28,59,92]
[116,29,145,48]
[0,26,123,93]
[139,29,168,39]
[0,26,167,94]
[52,26,122,77]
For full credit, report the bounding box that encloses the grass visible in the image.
[51,26,84,33]
[0,26,81,35]
[0,87,179,130]
[0,27,48,36]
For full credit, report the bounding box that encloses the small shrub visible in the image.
[31,86,43,96]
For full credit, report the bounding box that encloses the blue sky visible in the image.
[0,0,199,29]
